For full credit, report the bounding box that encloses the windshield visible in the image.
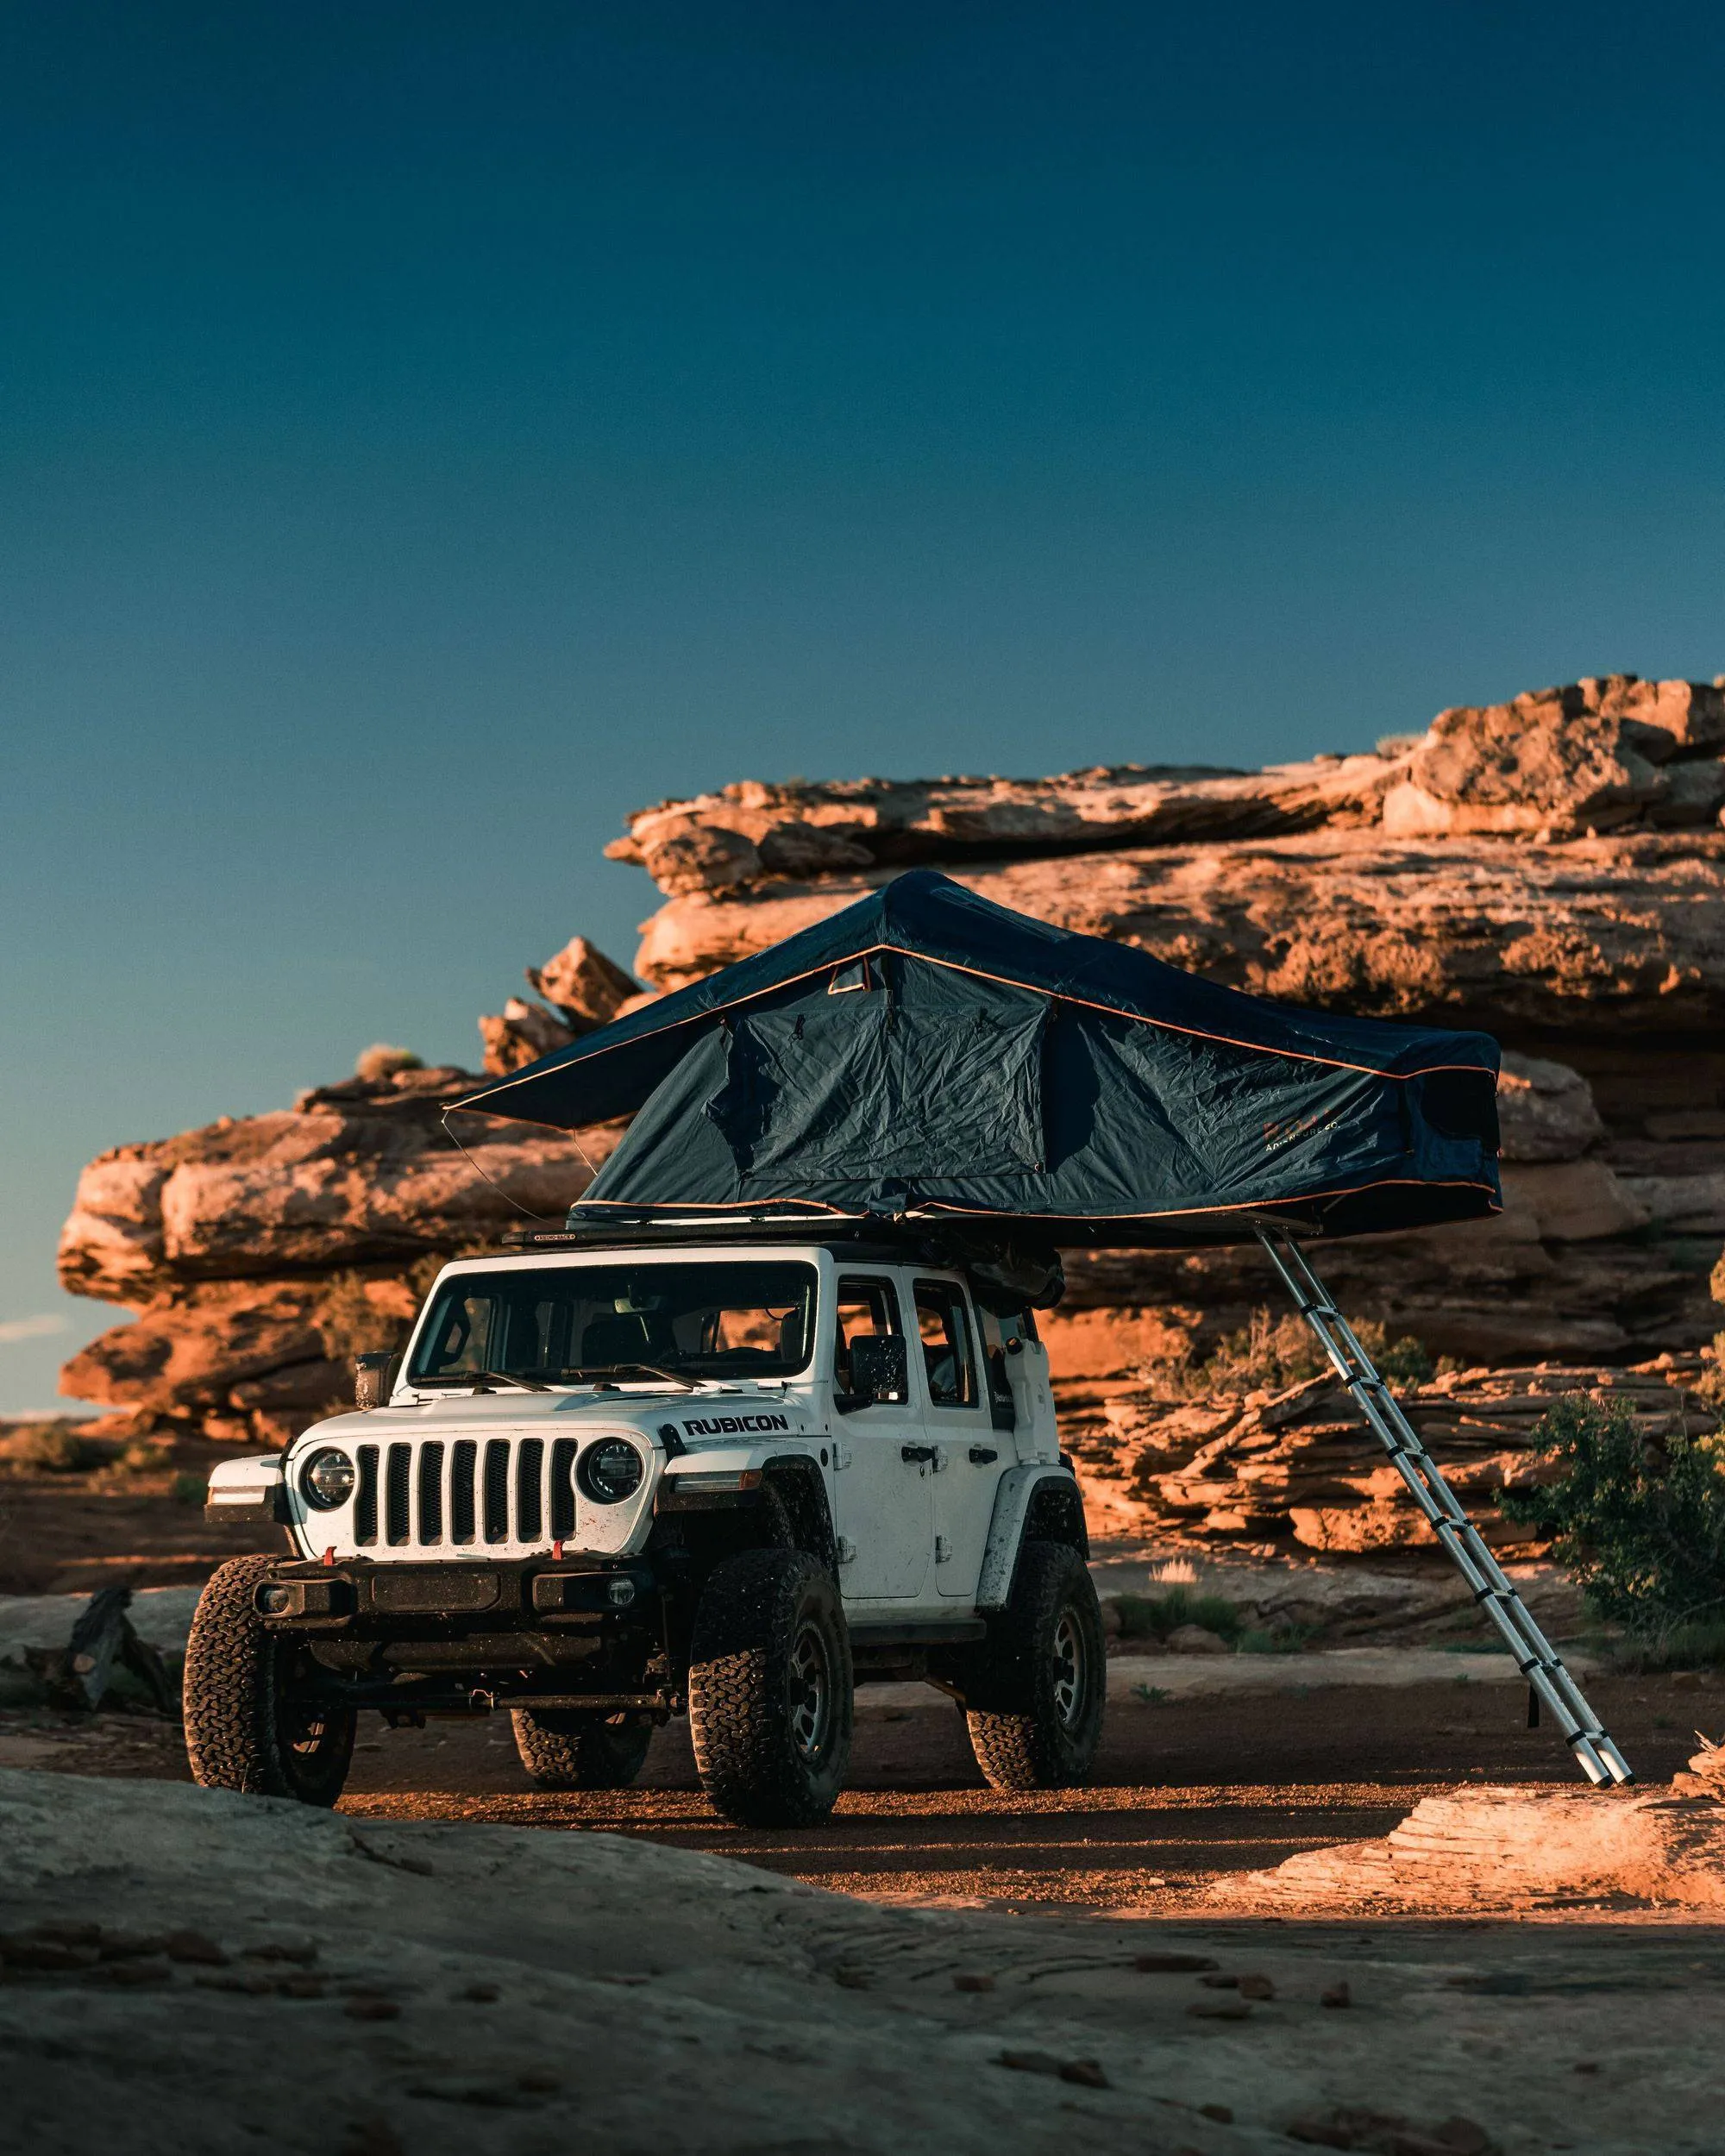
[407,1261,819,1385]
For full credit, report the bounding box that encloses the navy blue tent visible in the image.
[454,870,1501,1248]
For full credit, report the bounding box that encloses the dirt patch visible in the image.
[12,1671,1712,1914]
[0,1445,280,1595]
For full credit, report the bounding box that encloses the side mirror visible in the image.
[847,1334,909,1407]
[354,1352,396,1411]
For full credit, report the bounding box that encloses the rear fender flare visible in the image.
[975,1464,1088,1611]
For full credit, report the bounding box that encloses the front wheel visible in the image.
[687,1548,852,1827]
[963,1539,1105,1791]
[511,1708,653,1789]
[183,1556,356,1806]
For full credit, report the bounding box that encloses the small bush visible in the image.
[1146,1307,1432,1398]
[1696,1250,1725,1409]
[315,1253,467,1366]
[1500,1394,1725,1651]
[1110,1588,1244,1644]
[170,1470,207,1507]
[1695,1334,1725,1412]
[354,1043,423,1082]
[0,1421,103,1473]
[1236,1621,1320,1655]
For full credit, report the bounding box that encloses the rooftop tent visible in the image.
[452,869,1502,1248]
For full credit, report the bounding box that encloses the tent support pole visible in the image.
[1255,1225,1633,1789]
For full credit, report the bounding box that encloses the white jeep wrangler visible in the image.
[184,1228,1103,1827]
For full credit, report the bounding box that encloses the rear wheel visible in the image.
[511,1708,653,1790]
[963,1539,1104,1791]
[687,1548,852,1827]
[183,1556,356,1806]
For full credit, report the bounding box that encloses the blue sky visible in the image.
[5,3,1725,1410]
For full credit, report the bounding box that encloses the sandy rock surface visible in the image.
[0,1586,202,1667]
[1214,1778,1725,1914]
[4,1766,1722,2155]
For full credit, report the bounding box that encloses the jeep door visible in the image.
[910,1276,1005,1600]
[829,1274,932,1601]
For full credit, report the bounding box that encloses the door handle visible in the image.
[900,1444,938,1463]
[969,1446,999,1464]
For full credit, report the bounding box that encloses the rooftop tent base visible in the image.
[1258,1225,1634,1789]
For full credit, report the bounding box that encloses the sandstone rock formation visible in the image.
[1065,1357,1719,1555]
[477,931,647,1075]
[60,1062,621,1445]
[56,674,1725,1551]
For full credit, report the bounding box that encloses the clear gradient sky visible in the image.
[6,3,1725,1410]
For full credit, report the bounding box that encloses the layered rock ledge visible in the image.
[58,674,1725,1545]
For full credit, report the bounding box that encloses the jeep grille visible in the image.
[351,1436,576,1555]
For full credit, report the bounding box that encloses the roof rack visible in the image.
[499,1217,934,1257]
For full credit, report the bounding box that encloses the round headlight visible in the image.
[577,1438,644,1505]
[301,1447,356,1510]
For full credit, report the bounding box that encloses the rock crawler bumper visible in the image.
[251,1554,661,1632]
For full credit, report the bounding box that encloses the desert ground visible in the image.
[4,1457,1725,2155]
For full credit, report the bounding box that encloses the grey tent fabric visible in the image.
[454,870,1502,1249]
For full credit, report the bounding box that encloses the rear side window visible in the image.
[913,1280,978,1409]
[976,1307,1020,1432]
[833,1275,902,1394]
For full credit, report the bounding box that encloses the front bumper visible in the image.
[252,1554,660,1632]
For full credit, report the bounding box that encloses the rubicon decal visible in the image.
[681,1413,792,1436]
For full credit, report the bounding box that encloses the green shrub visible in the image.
[170,1470,207,1507]
[1500,1394,1725,1651]
[1236,1621,1320,1655]
[1110,1587,1244,1644]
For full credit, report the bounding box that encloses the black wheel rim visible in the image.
[274,1648,343,1768]
[1051,1608,1086,1729]
[788,1619,832,1762]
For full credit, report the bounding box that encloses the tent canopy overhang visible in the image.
[453,870,1501,1249]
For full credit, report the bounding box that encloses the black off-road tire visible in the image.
[963,1539,1105,1791]
[182,1555,357,1806]
[511,1708,653,1790]
[687,1548,852,1827]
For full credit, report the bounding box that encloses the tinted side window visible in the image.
[834,1276,902,1394]
[976,1307,1019,1432]
[913,1280,978,1408]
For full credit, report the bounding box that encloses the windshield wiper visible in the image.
[565,1361,699,1393]
[413,1369,549,1394]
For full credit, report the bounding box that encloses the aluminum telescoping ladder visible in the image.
[1256,1225,1634,1787]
